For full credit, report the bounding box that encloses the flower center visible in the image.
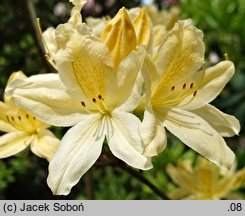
[80,94,109,115]
[5,109,44,133]
[152,62,206,108]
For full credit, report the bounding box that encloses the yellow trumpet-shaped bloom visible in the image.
[139,19,240,169]
[7,3,152,195]
[167,156,245,200]
[0,71,59,161]
[101,8,137,69]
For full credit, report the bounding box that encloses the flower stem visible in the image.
[96,153,170,200]
[85,170,95,200]
[118,162,170,200]
[18,0,55,72]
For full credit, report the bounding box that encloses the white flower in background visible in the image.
[53,2,67,17]
[209,51,220,64]
[141,0,154,5]
[0,71,59,161]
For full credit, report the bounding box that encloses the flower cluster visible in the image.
[1,0,240,195]
[0,72,59,161]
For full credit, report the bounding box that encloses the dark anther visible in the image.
[193,91,197,96]
[11,116,14,121]
[26,114,29,118]
[92,98,97,103]
[98,95,104,101]
[18,116,21,120]
[6,116,9,122]
[81,101,86,107]
[183,83,186,89]
[33,116,36,120]
[45,53,50,60]
[171,86,175,91]
[190,83,194,89]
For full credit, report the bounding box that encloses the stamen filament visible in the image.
[92,98,109,114]
[224,53,229,60]
[36,18,55,63]
[97,95,109,114]
[153,88,193,107]
[80,101,94,114]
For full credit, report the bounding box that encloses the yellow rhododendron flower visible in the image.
[139,19,240,169]
[41,0,87,69]
[7,6,152,195]
[167,156,245,200]
[0,71,59,161]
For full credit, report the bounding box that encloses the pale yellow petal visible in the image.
[139,108,167,156]
[43,27,57,58]
[30,129,60,161]
[168,188,191,200]
[145,4,160,24]
[56,30,114,103]
[54,23,75,51]
[183,61,235,110]
[104,47,145,110]
[86,17,108,37]
[213,177,235,199]
[166,163,195,192]
[0,120,17,132]
[47,114,104,195]
[118,72,143,112]
[232,168,245,190]
[128,7,141,20]
[0,101,17,132]
[68,0,87,27]
[193,104,240,137]
[132,8,153,51]
[107,111,152,170]
[152,25,167,48]
[155,19,204,83]
[101,7,137,69]
[0,131,32,158]
[7,73,84,127]
[164,109,235,169]
[4,71,26,103]
[141,52,160,105]
[194,157,219,195]
[152,19,205,106]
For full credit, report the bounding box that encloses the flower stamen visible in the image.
[154,62,206,108]
[224,53,228,60]
[80,101,93,114]
[36,18,56,65]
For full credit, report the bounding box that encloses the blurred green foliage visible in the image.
[0,0,244,199]
[0,155,29,199]
[180,0,245,130]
